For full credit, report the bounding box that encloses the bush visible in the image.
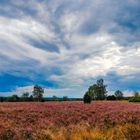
[129,97,140,102]
[107,95,116,100]
[83,93,92,104]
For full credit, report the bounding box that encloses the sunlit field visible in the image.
[0,101,140,140]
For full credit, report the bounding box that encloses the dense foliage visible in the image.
[83,92,92,103]
[33,85,44,101]
[106,95,116,100]
[129,97,140,102]
[84,79,107,102]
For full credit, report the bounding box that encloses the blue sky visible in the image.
[0,0,140,97]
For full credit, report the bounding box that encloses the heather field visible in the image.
[0,101,140,140]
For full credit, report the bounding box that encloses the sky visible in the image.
[0,0,140,97]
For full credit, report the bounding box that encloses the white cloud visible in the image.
[0,85,33,97]
[0,85,85,98]
[0,0,140,96]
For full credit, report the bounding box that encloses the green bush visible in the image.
[129,97,140,102]
[83,93,92,104]
[107,95,116,100]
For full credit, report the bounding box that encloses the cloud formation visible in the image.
[0,0,140,97]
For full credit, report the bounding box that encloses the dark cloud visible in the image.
[0,0,140,96]
[29,39,60,53]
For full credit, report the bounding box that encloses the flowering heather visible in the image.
[0,101,140,140]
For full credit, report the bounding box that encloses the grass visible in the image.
[28,124,140,140]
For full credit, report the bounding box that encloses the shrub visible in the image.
[83,93,92,104]
[107,95,116,100]
[129,97,140,102]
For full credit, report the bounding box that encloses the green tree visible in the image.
[96,79,107,100]
[33,85,44,101]
[85,79,107,100]
[114,90,123,100]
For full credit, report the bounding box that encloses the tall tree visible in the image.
[95,79,107,100]
[33,85,44,101]
[84,79,107,100]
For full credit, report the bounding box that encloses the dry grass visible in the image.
[35,124,140,140]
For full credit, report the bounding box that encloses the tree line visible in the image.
[0,85,44,102]
[0,85,76,102]
[0,79,139,102]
